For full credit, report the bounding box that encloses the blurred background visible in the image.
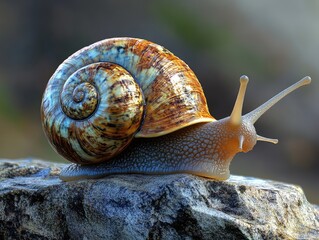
[0,0,318,203]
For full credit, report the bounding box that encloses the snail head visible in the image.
[222,75,311,155]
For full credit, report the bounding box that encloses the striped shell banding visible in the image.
[41,37,214,164]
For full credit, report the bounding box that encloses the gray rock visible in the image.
[0,159,318,240]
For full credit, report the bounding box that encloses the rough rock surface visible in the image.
[0,159,318,240]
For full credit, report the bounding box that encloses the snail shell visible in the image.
[41,38,214,164]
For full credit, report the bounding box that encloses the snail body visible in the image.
[60,118,256,181]
[41,37,311,181]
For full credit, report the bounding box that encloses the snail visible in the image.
[41,37,311,181]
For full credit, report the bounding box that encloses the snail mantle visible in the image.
[0,159,318,240]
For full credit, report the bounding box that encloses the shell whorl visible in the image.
[41,37,214,164]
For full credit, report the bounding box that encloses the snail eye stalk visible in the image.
[244,76,311,124]
[243,76,311,144]
[229,75,249,126]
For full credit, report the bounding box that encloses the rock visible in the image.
[0,159,318,240]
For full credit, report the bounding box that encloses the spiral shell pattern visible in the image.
[41,37,214,164]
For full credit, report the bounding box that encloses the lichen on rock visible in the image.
[0,159,318,240]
